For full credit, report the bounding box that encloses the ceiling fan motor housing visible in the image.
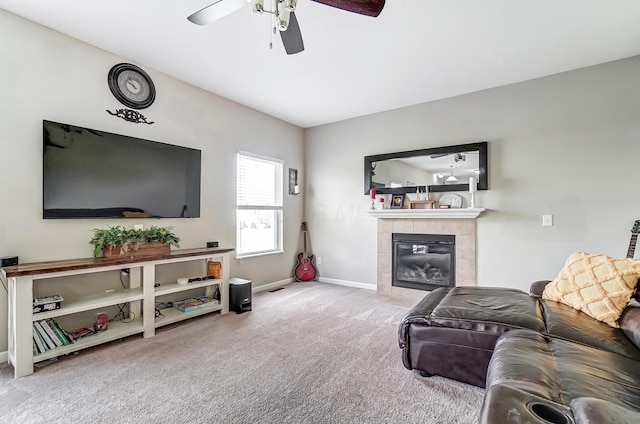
[277,2,291,30]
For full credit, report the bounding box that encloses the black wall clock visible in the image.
[107,63,156,109]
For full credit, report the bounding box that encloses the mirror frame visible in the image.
[364,141,488,194]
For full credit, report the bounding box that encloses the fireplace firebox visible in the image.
[392,233,455,291]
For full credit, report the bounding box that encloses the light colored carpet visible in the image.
[0,282,483,423]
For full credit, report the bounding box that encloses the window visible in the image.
[236,151,283,257]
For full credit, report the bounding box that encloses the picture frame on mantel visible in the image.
[390,194,405,209]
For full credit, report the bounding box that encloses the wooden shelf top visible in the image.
[1,247,235,278]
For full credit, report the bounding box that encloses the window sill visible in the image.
[236,250,284,260]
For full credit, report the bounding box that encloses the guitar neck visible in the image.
[303,230,308,255]
[627,234,638,259]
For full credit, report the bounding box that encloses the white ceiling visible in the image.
[1,0,640,128]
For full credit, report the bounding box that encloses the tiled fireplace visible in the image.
[370,209,483,298]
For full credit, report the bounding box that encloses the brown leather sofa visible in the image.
[398,282,640,423]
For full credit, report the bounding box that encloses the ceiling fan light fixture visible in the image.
[445,166,458,183]
[252,0,264,14]
[277,2,290,30]
[286,0,297,11]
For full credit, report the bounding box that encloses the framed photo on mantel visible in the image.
[390,194,405,209]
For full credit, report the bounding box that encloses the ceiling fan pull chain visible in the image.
[269,23,274,49]
[269,3,276,49]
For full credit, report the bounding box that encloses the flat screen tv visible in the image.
[43,120,201,219]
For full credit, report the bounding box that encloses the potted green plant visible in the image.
[90,225,181,258]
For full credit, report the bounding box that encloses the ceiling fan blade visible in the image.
[187,0,246,25]
[280,11,304,55]
[311,0,385,17]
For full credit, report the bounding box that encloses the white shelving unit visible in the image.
[3,247,233,378]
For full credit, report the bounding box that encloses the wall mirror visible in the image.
[364,142,488,194]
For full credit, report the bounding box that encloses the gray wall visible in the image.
[1,5,640,357]
[304,56,640,291]
[0,10,304,352]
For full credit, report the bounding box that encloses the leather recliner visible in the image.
[398,282,640,423]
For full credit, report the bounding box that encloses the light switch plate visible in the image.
[542,214,553,226]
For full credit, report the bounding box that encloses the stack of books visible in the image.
[174,296,220,313]
[32,320,98,354]
[32,319,73,354]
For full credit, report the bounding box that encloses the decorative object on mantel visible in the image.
[106,108,155,124]
[90,225,180,258]
[378,197,385,210]
[407,200,435,209]
[390,194,405,209]
[468,176,477,208]
[370,189,377,210]
[439,193,462,208]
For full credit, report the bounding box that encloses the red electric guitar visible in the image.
[627,220,640,258]
[294,222,318,282]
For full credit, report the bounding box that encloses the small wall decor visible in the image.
[289,168,300,195]
[106,108,155,124]
[390,194,405,209]
[108,63,156,109]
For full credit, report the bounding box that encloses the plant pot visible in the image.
[102,242,171,258]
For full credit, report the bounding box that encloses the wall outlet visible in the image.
[542,214,553,226]
[134,224,144,231]
[316,256,322,265]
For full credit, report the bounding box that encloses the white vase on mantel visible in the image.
[468,177,477,208]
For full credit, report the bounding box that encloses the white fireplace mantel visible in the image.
[367,208,485,219]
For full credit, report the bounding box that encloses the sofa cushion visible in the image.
[540,299,640,359]
[542,251,640,327]
[488,329,640,412]
[430,286,546,333]
[486,330,563,402]
[571,397,640,424]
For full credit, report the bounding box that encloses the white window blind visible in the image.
[237,153,283,208]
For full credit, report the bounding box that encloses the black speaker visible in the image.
[1,256,18,267]
[229,277,252,314]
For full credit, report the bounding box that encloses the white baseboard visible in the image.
[317,277,376,291]
[252,277,376,293]
[252,278,294,293]
[0,351,8,363]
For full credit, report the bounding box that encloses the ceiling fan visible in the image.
[430,152,479,160]
[187,0,385,55]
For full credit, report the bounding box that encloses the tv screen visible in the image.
[43,120,201,219]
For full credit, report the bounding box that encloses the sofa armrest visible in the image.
[480,384,572,424]
[397,288,450,349]
[571,397,640,424]
[530,280,552,298]
[619,305,640,350]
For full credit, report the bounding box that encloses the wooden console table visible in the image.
[2,247,233,378]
